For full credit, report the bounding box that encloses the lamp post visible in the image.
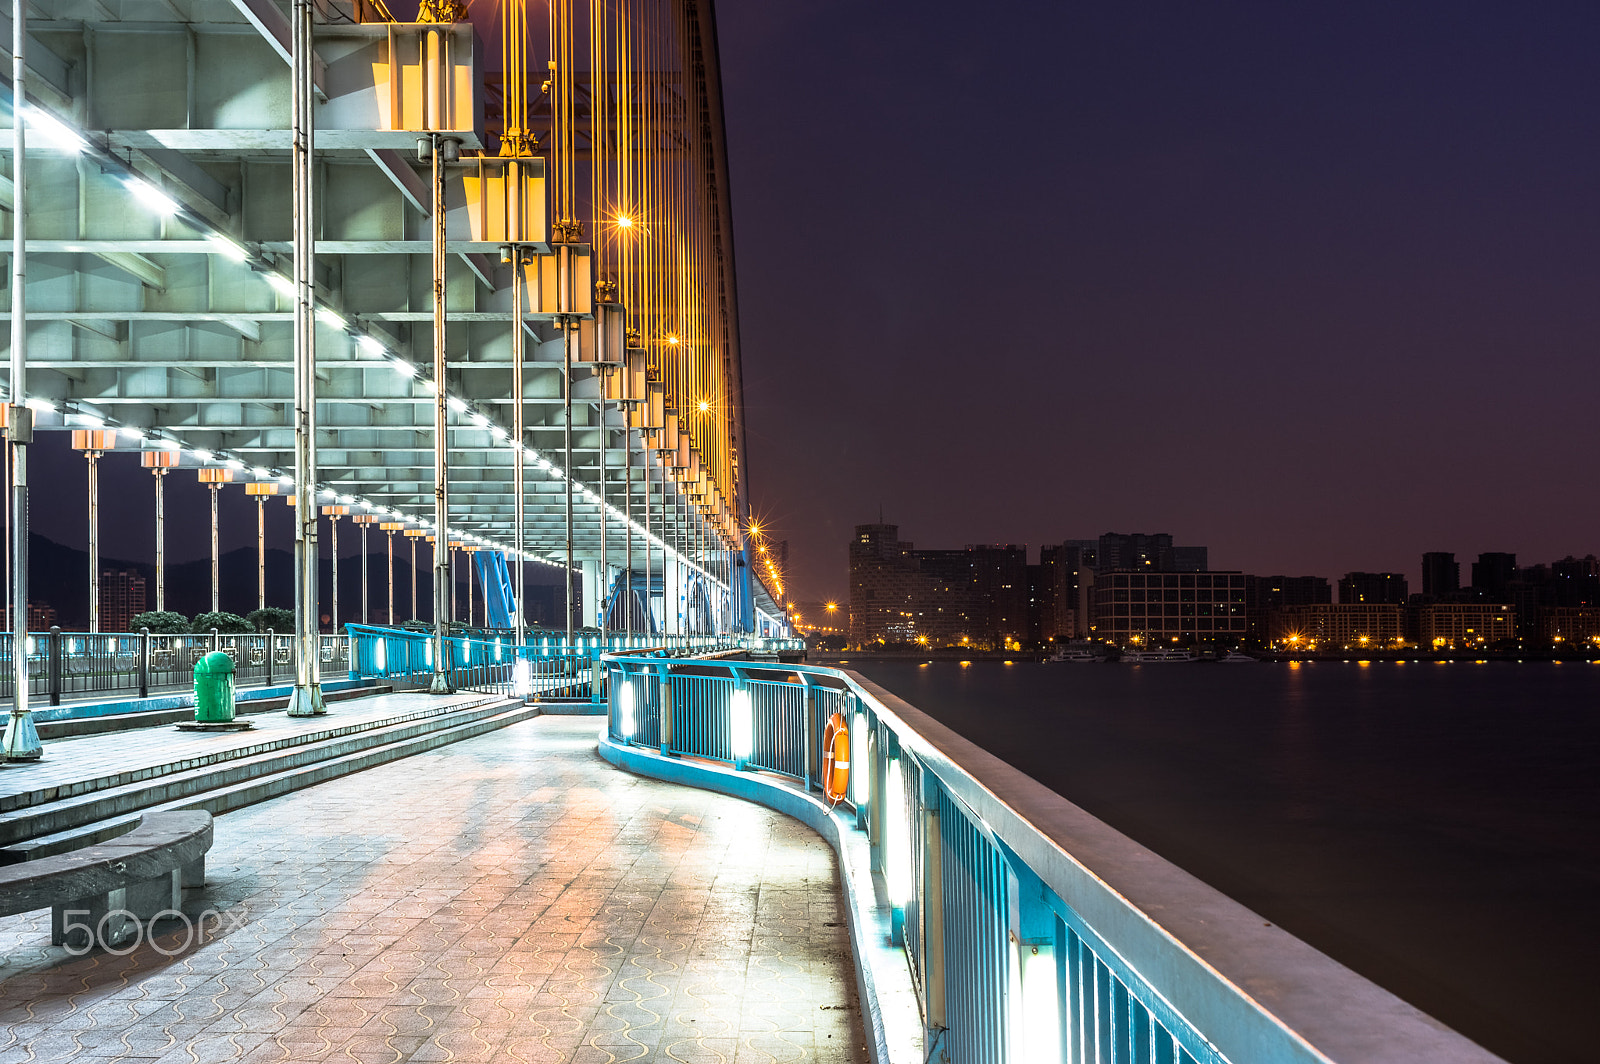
[71,430,118,632]
[462,544,478,627]
[381,522,404,623]
[405,528,425,620]
[245,482,279,611]
[449,540,463,623]
[3,0,38,760]
[354,515,378,623]
[197,467,234,614]
[141,451,179,612]
[321,505,349,634]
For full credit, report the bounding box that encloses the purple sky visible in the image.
[21,3,1600,609]
[720,2,1600,601]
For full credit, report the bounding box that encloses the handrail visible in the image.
[346,624,803,701]
[0,628,348,706]
[598,653,1505,1064]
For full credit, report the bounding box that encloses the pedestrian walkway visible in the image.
[0,716,868,1064]
[0,691,494,811]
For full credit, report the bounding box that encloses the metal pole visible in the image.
[624,442,632,640]
[511,247,525,648]
[287,0,324,715]
[208,482,220,615]
[564,324,574,644]
[386,530,395,623]
[360,521,368,624]
[4,0,40,760]
[598,381,607,638]
[87,451,100,632]
[154,470,166,612]
[427,125,452,694]
[410,537,418,620]
[330,514,339,635]
[256,496,266,611]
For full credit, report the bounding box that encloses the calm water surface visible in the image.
[849,659,1600,1064]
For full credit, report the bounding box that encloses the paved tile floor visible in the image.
[0,692,495,807]
[0,716,867,1063]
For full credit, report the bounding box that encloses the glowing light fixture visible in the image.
[125,178,179,217]
[617,680,635,740]
[25,106,86,154]
[729,687,753,763]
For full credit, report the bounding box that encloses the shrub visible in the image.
[247,607,296,633]
[129,610,189,634]
[190,611,253,635]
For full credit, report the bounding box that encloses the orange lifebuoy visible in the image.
[822,711,851,806]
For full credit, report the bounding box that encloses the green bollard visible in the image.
[193,651,237,723]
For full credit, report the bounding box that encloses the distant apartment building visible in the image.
[1245,575,1331,641]
[1471,552,1517,599]
[1421,552,1460,599]
[27,601,57,630]
[1093,532,1207,574]
[1338,572,1408,605]
[1531,607,1600,647]
[99,568,147,632]
[1414,603,1516,648]
[849,525,983,647]
[1269,604,1405,649]
[1091,571,1246,645]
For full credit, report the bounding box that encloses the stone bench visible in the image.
[0,811,212,950]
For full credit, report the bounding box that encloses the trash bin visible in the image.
[193,650,236,723]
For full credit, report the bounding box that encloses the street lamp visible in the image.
[245,482,279,611]
[71,429,119,631]
[405,528,426,620]
[197,466,235,614]
[141,449,179,612]
[382,522,405,623]
[353,515,379,623]
[320,504,349,633]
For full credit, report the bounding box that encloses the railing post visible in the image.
[922,782,946,1036]
[211,628,220,653]
[854,702,870,832]
[48,625,61,706]
[265,630,276,686]
[138,627,150,699]
[801,676,817,792]
[658,663,673,756]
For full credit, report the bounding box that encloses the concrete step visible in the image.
[2,698,542,863]
[0,695,523,854]
[0,694,500,817]
[33,684,394,740]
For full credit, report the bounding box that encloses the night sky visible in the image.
[23,3,1600,609]
[721,2,1600,601]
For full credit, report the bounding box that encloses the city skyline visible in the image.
[720,2,1600,602]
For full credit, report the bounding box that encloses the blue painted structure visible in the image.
[473,551,519,630]
[599,653,1506,1064]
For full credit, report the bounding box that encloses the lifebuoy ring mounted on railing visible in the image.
[822,711,851,807]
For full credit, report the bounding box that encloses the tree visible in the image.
[191,611,253,635]
[129,611,189,634]
[247,607,296,633]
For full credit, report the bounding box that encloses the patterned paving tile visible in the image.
[0,715,869,1063]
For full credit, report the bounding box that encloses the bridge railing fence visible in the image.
[346,625,803,703]
[599,653,1477,1064]
[0,629,350,706]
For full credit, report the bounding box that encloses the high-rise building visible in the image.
[100,568,148,632]
[969,544,1028,647]
[1092,532,1207,574]
[1471,553,1517,600]
[1338,572,1408,604]
[1421,552,1460,599]
[1245,575,1331,640]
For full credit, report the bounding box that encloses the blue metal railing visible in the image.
[599,654,1489,1064]
[0,629,348,705]
[348,625,805,702]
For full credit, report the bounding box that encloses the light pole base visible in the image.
[427,670,454,695]
[2,712,43,761]
[286,683,327,717]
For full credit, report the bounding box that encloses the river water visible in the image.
[845,659,1600,1064]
